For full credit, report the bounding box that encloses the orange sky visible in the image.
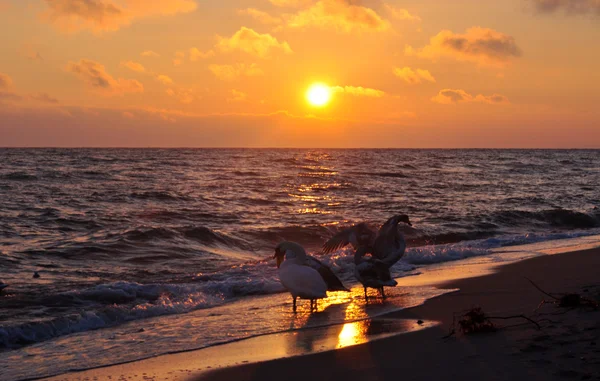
[0,0,599,147]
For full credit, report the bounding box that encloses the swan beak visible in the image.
[274,249,284,268]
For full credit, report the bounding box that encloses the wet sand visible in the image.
[43,246,600,381]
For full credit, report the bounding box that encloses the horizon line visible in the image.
[1,147,600,150]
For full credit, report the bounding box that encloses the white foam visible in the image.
[403,229,600,265]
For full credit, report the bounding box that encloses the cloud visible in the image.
[331,85,385,97]
[216,27,293,58]
[0,75,59,104]
[166,88,195,104]
[228,89,248,102]
[189,48,215,61]
[156,74,174,85]
[406,27,522,67]
[66,59,144,95]
[270,0,314,7]
[120,61,177,89]
[432,89,509,105]
[121,60,146,73]
[172,48,214,65]
[173,51,186,66]
[0,73,13,89]
[384,4,421,21]
[141,50,160,57]
[22,44,45,61]
[393,67,435,84]
[285,0,390,33]
[28,52,44,61]
[41,0,197,33]
[238,8,282,24]
[0,91,60,105]
[530,0,600,15]
[208,63,264,81]
[0,92,23,102]
[30,93,60,103]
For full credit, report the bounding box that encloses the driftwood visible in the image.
[526,278,599,310]
[441,279,599,340]
[442,306,540,339]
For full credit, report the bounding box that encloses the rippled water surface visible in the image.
[1,149,599,379]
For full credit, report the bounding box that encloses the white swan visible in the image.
[322,214,412,299]
[274,241,346,312]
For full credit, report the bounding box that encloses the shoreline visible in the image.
[194,247,599,381]
[39,237,600,381]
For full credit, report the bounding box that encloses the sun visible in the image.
[306,83,332,107]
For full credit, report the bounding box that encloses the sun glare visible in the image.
[306,83,332,107]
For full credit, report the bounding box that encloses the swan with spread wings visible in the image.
[322,215,412,299]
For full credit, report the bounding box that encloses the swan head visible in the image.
[274,241,307,268]
[273,246,284,268]
[385,214,412,227]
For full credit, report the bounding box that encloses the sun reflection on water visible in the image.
[337,321,365,348]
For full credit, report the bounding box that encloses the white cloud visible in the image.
[216,27,293,58]
[393,67,436,84]
[331,85,385,97]
[432,89,509,104]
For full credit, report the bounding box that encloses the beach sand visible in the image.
[43,247,600,381]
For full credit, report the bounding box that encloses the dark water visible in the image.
[1,149,599,353]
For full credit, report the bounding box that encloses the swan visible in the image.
[353,247,397,299]
[322,214,412,299]
[323,214,411,268]
[274,241,348,312]
[372,214,412,267]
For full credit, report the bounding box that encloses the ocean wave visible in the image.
[403,229,600,265]
[0,172,38,181]
[404,209,600,246]
[373,172,410,178]
[181,226,253,250]
[0,276,282,350]
[134,209,239,224]
[115,225,254,251]
[491,209,600,229]
[241,225,337,247]
[40,170,74,180]
[130,191,192,202]
[78,170,115,180]
[232,170,263,177]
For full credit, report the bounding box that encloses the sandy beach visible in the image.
[41,244,600,381]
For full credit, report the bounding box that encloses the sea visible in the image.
[1,148,600,380]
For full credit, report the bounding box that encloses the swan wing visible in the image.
[306,256,349,292]
[322,223,375,254]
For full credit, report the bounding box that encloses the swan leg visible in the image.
[293,296,297,313]
[380,287,386,300]
[363,286,368,301]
